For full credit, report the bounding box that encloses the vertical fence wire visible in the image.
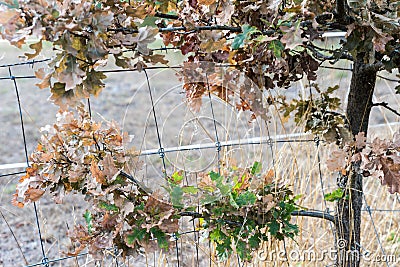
[192,219,200,267]
[205,73,224,266]
[0,62,399,266]
[362,194,390,267]
[143,69,168,179]
[264,120,290,264]
[143,69,181,267]
[315,137,337,244]
[195,172,201,267]
[174,233,180,267]
[183,170,201,267]
[205,74,222,175]
[9,67,49,267]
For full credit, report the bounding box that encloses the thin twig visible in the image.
[178,211,243,226]
[361,61,385,72]
[319,65,353,71]
[291,210,337,225]
[372,102,400,117]
[154,12,179,20]
[307,45,353,61]
[119,171,153,194]
[377,74,399,83]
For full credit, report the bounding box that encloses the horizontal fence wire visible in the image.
[0,58,51,68]
[0,134,315,177]
[0,170,26,177]
[24,254,88,267]
[0,58,399,267]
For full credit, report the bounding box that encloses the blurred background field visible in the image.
[1,38,400,266]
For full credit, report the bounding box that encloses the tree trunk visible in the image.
[335,54,378,267]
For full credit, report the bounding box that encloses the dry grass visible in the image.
[1,40,400,267]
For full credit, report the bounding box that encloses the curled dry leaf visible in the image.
[354,132,367,149]
[24,188,45,202]
[264,169,274,184]
[91,233,114,257]
[371,137,389,155]
[326,149,348,172]
[100,154,120,182]
[198,174,216,192]
[262,194,276,213]
[66,224,91,256]
[134,26,159,55]
[379,157,400,194]
[198,0,216,5]
[90,161,106,185]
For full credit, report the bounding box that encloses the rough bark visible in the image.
[335,54,378,267]
[335,0,351,24]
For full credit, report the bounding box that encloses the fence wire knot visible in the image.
[325,207,331,214]
[172,233,179,241]
[266,138,273,147]
[314,136,320,145]
[158,147,165,158]
[41,257,49,267]
[365,205,372,214]
[215,141,221,152]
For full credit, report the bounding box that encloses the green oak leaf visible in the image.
[83,210,92,234]
[232,24,259,50]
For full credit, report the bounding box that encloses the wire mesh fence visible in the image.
[0,56,400,267]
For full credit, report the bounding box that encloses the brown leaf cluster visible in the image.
[12,107,184,258]
[180,63,268,119]
[12,107,137,205]
[327,130,400,194]
[0,0,170,109]
[360,133,400,194]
